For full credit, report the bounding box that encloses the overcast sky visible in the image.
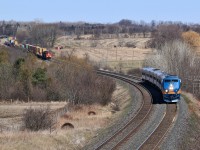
[0,0,199,23]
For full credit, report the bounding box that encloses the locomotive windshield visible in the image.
[164,79,180,89]
[164,79,178,82]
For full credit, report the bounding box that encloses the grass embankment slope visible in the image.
[180,92,200,149]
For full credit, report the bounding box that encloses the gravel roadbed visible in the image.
[121,104,166,150]
[160,97,189,150]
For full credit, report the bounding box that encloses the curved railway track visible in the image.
[96,71,153,150]
[95,71,178,150]
[49,58,178,149]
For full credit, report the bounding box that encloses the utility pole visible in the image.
[116,48,117,61]
[106,48,108,67]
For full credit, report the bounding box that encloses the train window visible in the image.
[172,80,178,82]
[164,80,170,82]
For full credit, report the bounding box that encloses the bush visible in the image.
[23,106,54,131]
[182,31,200,47]
[46,57,116,105]
[125,42,136,48]
[32,68,48,88]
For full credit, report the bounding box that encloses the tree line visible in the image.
[1,19,200,47]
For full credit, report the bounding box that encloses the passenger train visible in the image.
[142,67,181,102]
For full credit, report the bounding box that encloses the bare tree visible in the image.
[75,27,82,39]
[118,19,132,26]
[16,30,30,43]
[29,24,58,47]
[149,24,182,49]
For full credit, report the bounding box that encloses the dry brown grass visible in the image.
[182,91,200,117]
[0,101,67,132]
[53,36,154,70]
[178,92,200,149]
[0,84,131,150]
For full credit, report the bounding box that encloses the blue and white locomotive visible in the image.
[141,67,181,102]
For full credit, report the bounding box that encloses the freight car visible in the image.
[3,36,18,47]
[142,67,181,102]
[23,44,52,60]
[2,36,52,60]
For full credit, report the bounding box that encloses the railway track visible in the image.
[138,103,177,150]
[95,71,178,150]
[95,71,153,150]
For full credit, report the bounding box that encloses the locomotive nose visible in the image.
[169,83,174,90]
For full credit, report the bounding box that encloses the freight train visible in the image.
[2,36,52,60]
[142,67,181,102]
[20,44,52,60]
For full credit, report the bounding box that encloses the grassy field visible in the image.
[0,84,131,150]
[52,35,155,71]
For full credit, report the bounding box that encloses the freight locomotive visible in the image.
[141,67,181,102]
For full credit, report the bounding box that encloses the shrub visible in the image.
[32,68,48,88]
[125,42,136,48]
[23,106,54,131]
[182,31,200,47]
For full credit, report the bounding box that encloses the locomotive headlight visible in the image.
[169,84,174,90]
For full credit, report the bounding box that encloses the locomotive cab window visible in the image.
[172,80,178,82]
[164,80,170,82]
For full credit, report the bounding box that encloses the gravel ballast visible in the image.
[121,104,166,150]
[160,97,189,150]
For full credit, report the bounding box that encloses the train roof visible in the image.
[142,67,180,80]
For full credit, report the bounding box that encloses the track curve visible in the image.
[95,70,153,150]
